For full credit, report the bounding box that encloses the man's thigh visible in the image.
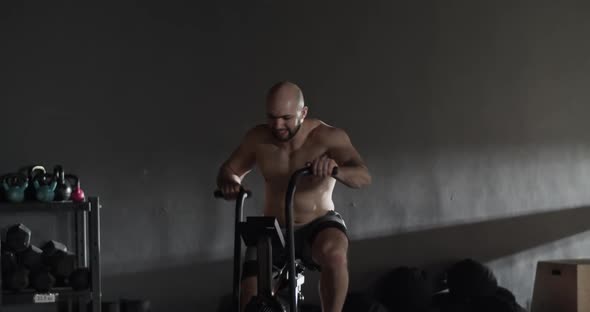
[310,227,349,266]
[300,211,349,269]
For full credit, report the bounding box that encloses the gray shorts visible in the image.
[241,210,348,280]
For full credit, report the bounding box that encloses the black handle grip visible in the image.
[213,189,252,198]
[332,167,339,176]
[301,166,339,177]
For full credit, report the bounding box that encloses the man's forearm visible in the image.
[217,164,242,187]
[335,165,371,189]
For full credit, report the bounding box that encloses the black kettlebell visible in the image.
[2,173,28,203]
[53,165,72,201]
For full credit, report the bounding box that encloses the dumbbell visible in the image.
[69,267,91,290]
[5,266,30,291]
[5,224,32,253]
[51,251,76,284]
[2,245,18,290]
[42,240,75,285]
[17,244,44,272]
[14,248,57,292]
[1,244,17,276]
[41,240,68,257]
[30,269,56,292]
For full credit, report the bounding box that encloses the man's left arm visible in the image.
[326,128,372,189]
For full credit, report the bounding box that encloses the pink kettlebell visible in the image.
[65,174,85,202]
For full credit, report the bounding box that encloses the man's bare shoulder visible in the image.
[308,119,348,142]
[244,124,271,142]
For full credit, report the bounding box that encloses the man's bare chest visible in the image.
[255,143,328,181]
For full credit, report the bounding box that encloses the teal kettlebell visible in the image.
[33,174,57,202]
[2,173,28,203]
[20,165,46,201]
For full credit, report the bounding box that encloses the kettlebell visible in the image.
[20,165,46,201]
[33,173,57,202]
[66,174,86,202]
[2,173,28,203]
[53,165,72,201]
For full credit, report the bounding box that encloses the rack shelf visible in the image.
[0,197,101,312]
[0,201,91,212]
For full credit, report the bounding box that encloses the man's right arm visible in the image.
[216,127,260,199]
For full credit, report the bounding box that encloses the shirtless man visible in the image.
[216,81,371,312]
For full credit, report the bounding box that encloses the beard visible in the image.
[272,120,302,142]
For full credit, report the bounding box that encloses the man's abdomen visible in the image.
[264,189,335,226]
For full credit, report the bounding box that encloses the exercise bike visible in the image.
[215,166,338,312]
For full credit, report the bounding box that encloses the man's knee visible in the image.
[311,227,349,268]
[319,249,348,270]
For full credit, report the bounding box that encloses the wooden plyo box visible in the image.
[532,259,590,312]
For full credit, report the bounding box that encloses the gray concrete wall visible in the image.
[1,0,590,311]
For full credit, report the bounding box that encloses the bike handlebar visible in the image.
[213,189,252,199]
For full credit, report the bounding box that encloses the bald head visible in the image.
[266,81,305,110]
[265,81,308,141]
